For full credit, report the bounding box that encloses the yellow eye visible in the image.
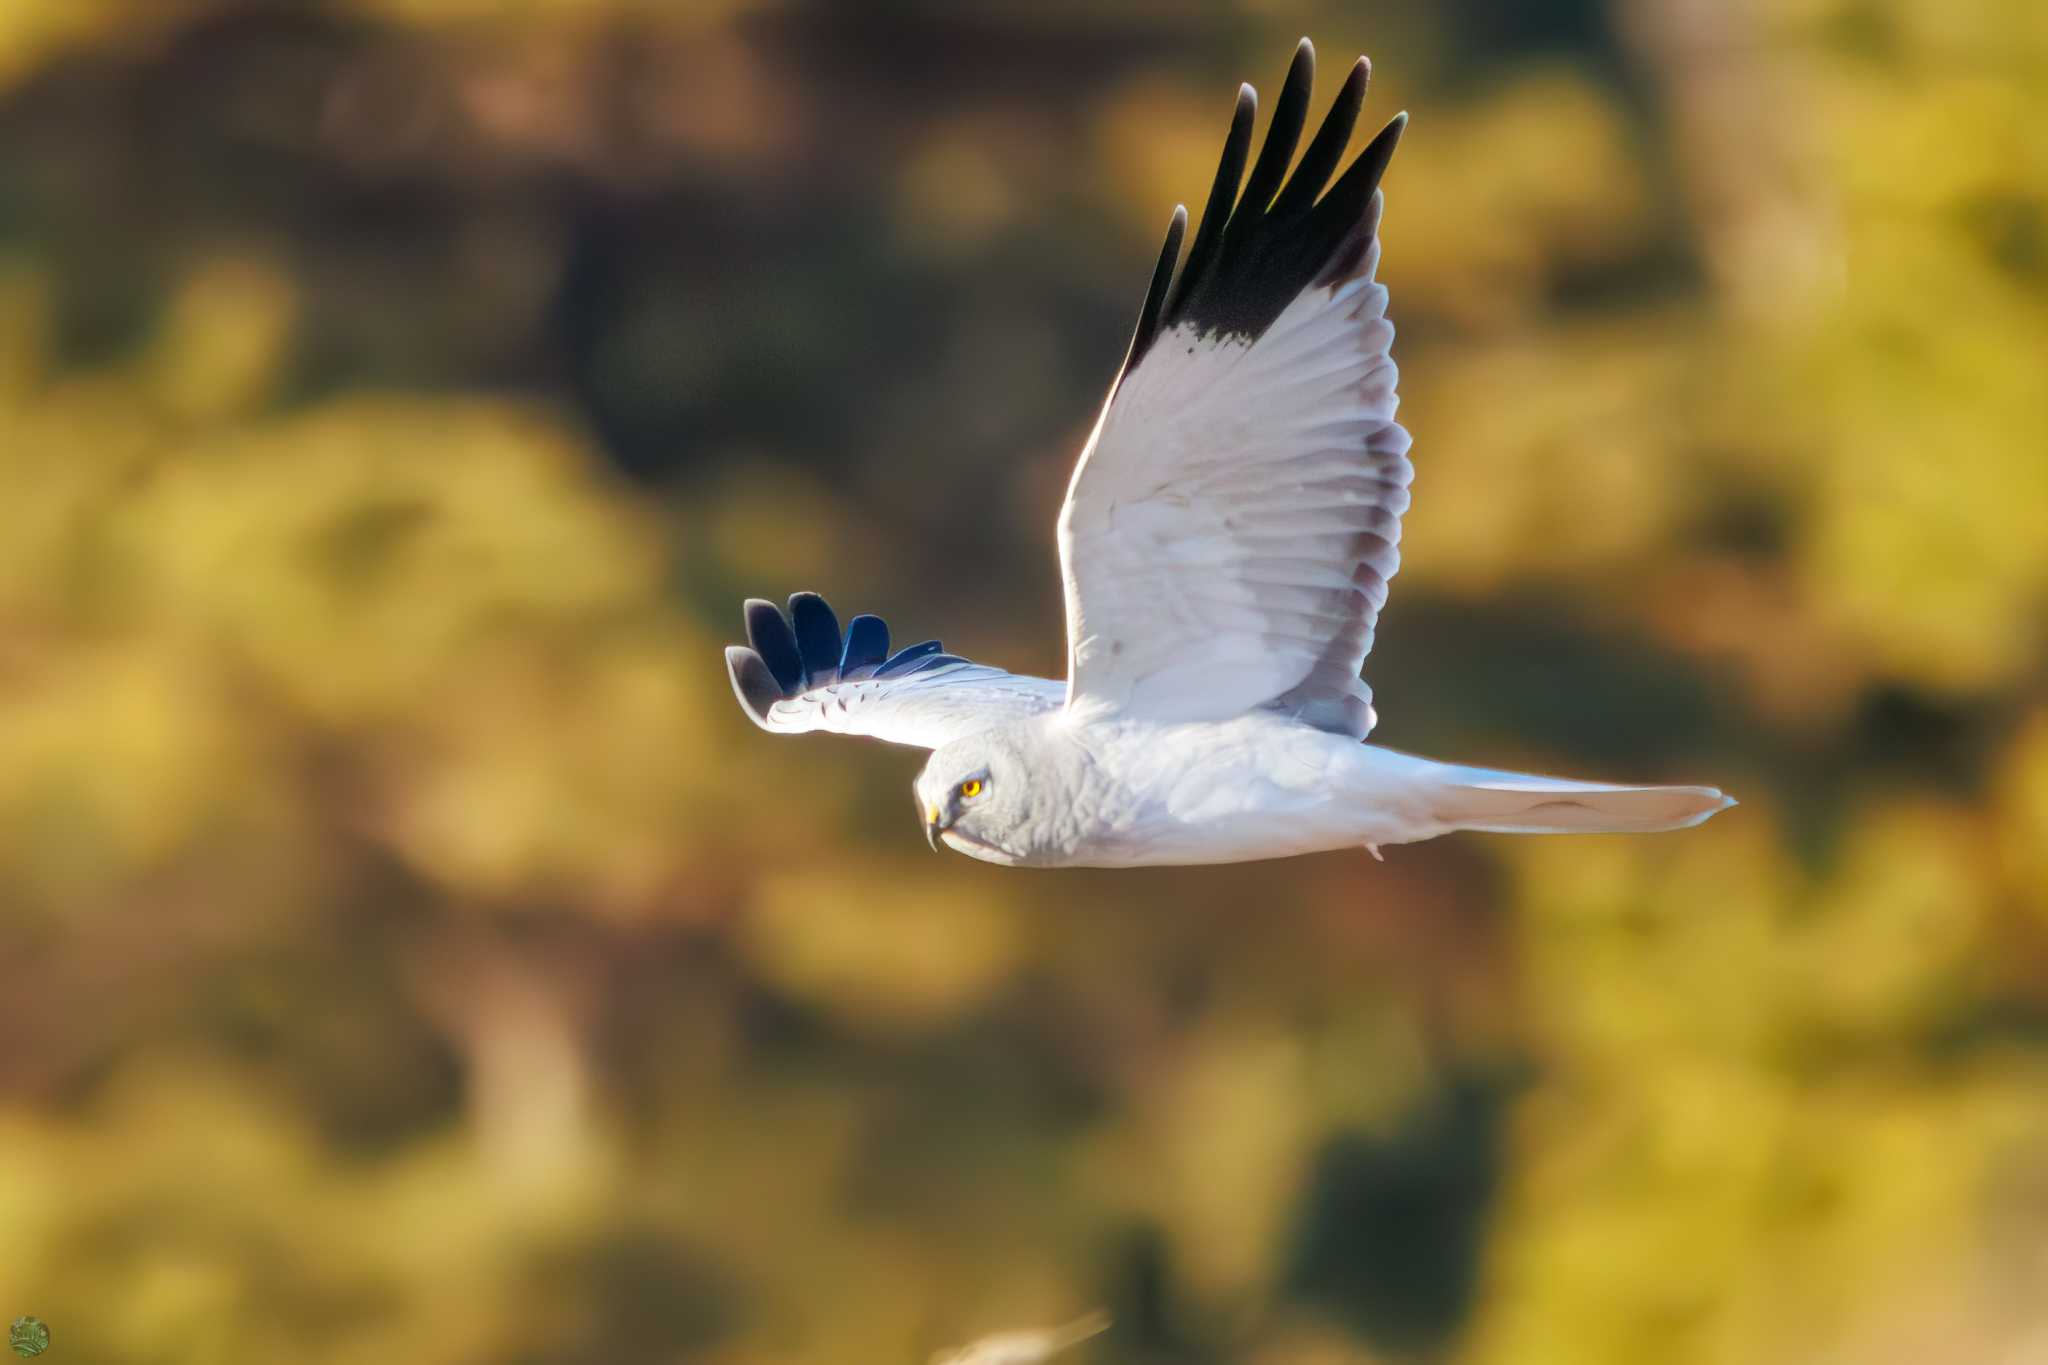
[959,778,984,799]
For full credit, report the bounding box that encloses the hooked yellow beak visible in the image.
[924,802,945,851]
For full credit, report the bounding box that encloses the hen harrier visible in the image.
[725,40,1733,866]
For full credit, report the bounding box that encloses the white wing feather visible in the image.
[731,654,1064,750]
[1057,46,1409,736]
[1059,228,1409,732]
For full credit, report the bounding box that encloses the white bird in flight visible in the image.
[726,40,1734,867]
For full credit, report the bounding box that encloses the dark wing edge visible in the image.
[725,592,972,729]
[1119,38,1406,377]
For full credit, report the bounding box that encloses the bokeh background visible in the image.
[1,1,2045,1362]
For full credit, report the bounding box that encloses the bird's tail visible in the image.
[1425,763,1735,835]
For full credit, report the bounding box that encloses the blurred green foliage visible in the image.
[0,1,2045,1362]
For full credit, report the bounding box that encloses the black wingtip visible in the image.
[1239,40,1316,216]
[840,614,890,677]
[1377,110,1409,151]
[788,591,842,686]
[1316,110,1405,227]
[743,598,803,691]
[1167,82,1259,321]
[1272,53,1369,218]
[726,645,784,725]
[730,594,959,715]
[1126,45,1402,350]
[1124,204,1189,373]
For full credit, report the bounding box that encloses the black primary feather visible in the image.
[1307,113,1404,286]
[725,646,785,723]
[1234,39,1316,241]
[840,614,890,677]
[1119,41,1405,366]
[1272,54,1368,217]
[726,596,970,727]
[1166,82,1258,325]
[788,591,842,686]
[744,597,804,692]
[1121,206,1187,373]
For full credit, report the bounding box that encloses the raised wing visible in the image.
[1058,41,1411,738]
[726,593,1064,750]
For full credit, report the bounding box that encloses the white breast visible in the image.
[1053,713,1436,867]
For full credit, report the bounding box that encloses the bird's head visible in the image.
[914,728,1038,865]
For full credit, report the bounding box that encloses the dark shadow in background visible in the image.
[1102,1068,1513,1360]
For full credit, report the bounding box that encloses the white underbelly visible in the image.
[1056,718,1445,868]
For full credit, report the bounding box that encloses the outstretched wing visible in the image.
[726,593,1064,750]
[1058,40,1411,738]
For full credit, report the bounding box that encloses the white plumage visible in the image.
[1060,246,1408,734]
[724,40,1734,868]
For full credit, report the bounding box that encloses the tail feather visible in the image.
[1430,765,1735,835]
